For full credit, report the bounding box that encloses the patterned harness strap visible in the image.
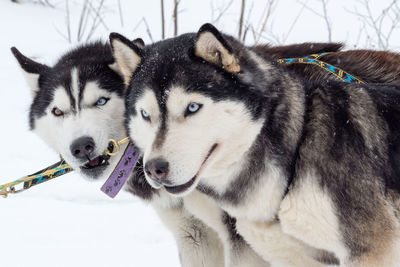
[277,52,366,84]
[0,137,130,198]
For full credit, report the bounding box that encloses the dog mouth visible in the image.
[164,176,196,194]
[164,143,218,194]
[80,142,113,170]
[81,154,110,169]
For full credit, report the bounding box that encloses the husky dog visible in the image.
[113,23,400,266]
[11,39,348,267]
[11,42,224,267]
[109,34,334,267]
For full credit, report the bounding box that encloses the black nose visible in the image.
[70,136,95,159]
[145,158,169,182]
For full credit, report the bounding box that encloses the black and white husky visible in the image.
[11,42,225,267]
[112,24,400,266]
[109,32,340,266]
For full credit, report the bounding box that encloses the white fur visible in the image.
[279,171,348,261]
[221,161,287,222]
[71,68,80,110]
[183,191,269,267]
[22,72,40,97]
[235,218,326,267]
[153,203,225,267]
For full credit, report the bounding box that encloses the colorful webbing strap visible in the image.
[277,52,365,84]
[0,137,131,198]
[0,161,73,197]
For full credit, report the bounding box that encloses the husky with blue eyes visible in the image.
[112,23,400,267]
[109,30,345,266]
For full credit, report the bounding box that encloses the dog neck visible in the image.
[197,67,307,222]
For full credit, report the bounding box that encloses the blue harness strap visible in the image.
[277,52,365,84]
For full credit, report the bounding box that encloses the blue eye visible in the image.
[141,109,151,121]
[95,97,109,106]
[185,102,202,117]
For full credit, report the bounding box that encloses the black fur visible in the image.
[221,212,245,250]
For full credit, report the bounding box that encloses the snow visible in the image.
[0,0,398,266]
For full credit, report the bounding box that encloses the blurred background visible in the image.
[0,0,399,266]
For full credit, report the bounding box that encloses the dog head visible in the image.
[11,41,144,180]
[111,24,278,196]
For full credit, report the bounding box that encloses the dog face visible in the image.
[111,25,268,196]
[12,42,130,179]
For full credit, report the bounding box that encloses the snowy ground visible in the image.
[0,0,399,266]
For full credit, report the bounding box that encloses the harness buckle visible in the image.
[104,137,130,156]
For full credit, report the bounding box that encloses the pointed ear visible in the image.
[194,23,240,73]
[109,32,143,86]
[132,38,145,49]
[11,47,50,97]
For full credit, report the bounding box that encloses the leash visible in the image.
[277,52,366,84]
[0,137,131,198]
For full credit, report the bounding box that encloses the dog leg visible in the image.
[154,204,225,267]
[279,176,400,267]
[183,191,269,267]
[236,218,327,267]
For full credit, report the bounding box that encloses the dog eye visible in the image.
[185,103,202,117]
[95,97,109,106]
[52,107,64,117]
[141,109,151,121]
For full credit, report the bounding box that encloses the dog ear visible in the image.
[194,23,240,73]
[132,38,145,49]
[109,32,143,85]
[11,47,50,97]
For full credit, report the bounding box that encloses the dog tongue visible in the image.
[88,157,100,167]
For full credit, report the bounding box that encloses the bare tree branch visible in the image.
[143,17,154,42]
[238,0,245,40]
[86,0,106,42]
[173,0,179,37]
[281,0,307,44]
[161,0,165,39]
[347,0,400,49]
[77,0,89,42]
[242,1,254,42]
[255,0,275,44]
[211,0,234,24]
[297,0,332,42]
[65,0,71,43]
[321,0,332,42]
[133,17,154,43]
[118,0,124,27]
[87,0,109,31]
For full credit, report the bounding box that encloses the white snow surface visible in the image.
[0,0,398,266]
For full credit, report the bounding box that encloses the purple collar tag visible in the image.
[101,142,140,198]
